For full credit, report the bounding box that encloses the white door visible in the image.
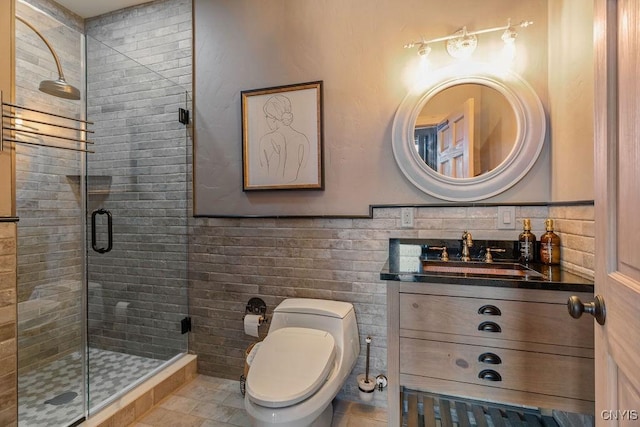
[592,0,640,423]
[436,98,474,178]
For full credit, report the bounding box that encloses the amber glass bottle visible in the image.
[540,219,561,265]
[518,219,536,263]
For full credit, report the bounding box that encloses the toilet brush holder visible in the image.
[357,336,375,401]
[357,374,376,402]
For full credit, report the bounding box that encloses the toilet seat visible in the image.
[246,327,336,408]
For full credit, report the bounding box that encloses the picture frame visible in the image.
[241,81,324,191]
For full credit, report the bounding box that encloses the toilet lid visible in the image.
[246,327,336,408]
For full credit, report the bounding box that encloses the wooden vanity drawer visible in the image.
[400,337,594,401]
[400,293,593,349]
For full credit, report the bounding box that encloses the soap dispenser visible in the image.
[540,219,561,265]
[518,219,536,263]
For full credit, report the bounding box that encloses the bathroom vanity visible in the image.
[382,239,595,425]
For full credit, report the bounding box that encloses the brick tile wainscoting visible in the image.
[188,204,594,406]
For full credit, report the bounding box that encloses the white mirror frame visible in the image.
[392,65,546,201]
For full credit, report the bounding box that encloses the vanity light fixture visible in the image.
[404,19,533,59]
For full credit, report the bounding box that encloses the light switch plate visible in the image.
[497,206,516,230]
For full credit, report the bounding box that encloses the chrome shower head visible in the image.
[39,78,81,100]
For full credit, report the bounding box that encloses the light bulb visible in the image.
[445,27,477,59]
[501,27,517,45]
[418,44,431,57]
[446,33,477,59]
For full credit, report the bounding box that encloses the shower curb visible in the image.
[79,354,197,427]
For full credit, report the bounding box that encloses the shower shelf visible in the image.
[1,90,94,153]
[66,175,113,195]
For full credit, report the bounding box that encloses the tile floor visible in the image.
[133,375,388,427]
[19,348,164,427]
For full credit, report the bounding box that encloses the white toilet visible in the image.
[244,298,360,427]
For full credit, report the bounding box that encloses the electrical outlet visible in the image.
[401,207,414,228]
[497,206,516,230]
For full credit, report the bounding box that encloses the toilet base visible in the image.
[310,403,333,427]
[248,401,333,427]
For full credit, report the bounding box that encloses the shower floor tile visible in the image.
[19,348,164,427]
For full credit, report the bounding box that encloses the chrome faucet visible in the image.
[461,231,473,262]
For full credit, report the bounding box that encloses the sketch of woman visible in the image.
[258,94,310,183]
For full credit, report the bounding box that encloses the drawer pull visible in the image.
[478,352,502,365]
[478,321,502,333]
[478,305,501,316]
[478,369,502,382]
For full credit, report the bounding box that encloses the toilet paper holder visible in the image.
[245,297,268,323]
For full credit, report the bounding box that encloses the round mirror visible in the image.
[392,66,546,201]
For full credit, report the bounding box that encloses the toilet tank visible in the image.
[269,299,359,361]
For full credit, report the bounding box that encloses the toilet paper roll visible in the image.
[115,301,130,323]
[244,314,262,337]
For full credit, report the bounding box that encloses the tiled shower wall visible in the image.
[188,204,594,405]
[14,0,84,374]
[84,0,192,359]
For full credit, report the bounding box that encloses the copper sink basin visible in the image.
[421,260,544,278]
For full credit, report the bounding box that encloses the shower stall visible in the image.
[12,1,191,425]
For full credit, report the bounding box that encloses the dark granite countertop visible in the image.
[381,238,594,293]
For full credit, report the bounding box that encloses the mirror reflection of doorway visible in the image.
[415,98,476,178]
[436,98,475,178]
[413,83,516,179]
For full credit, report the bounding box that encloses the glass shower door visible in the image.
[14,2,87,425]
[85,35,190,413]
[14,1,191,424]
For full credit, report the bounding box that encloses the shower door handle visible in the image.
[91,208,113,254]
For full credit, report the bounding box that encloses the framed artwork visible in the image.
[241,81,324,191]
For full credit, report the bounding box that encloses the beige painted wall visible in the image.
[193,0,551,216]
[548,0,595,201]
